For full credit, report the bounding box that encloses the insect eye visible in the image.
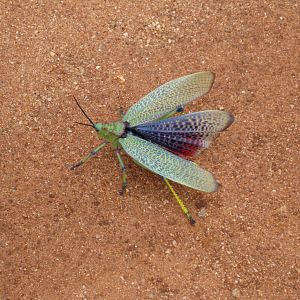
[94,123,102,132]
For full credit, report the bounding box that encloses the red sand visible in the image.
[0,1,299,299]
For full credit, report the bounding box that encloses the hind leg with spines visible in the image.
[164,178,195,225]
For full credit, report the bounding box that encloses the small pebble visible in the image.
[276,205,288,217]
[116,75,125,83]
[198,207,207,218]
[232,288,241,298]
[148,291,156,299]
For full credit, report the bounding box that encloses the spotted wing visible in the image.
[131,110,234,158]
[123,72,214,127]
[119,134,218,192]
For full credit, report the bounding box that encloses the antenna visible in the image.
[73,96,95,127]
[74,121,94,128]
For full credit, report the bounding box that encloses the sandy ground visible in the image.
[0,1,299,299]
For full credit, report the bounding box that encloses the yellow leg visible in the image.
[164,178,195,225]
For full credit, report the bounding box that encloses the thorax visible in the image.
[96,121,126,144]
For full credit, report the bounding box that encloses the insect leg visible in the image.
[115,149,127,195]
[164,178,195,225]
[119,107,125,117]
[70,142,108,170]
[156,105,184,121]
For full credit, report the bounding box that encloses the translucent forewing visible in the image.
[119,134,218,192]
[123,72,214,127]
[131,110,234,158]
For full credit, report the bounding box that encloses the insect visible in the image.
[71,71,234,224]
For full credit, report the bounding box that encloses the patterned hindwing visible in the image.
[130,110,234,158]
[119,134,218,192]
[123,72,214,127]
